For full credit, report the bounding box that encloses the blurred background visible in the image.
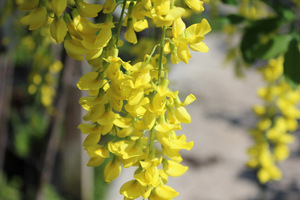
[1,0,300,200]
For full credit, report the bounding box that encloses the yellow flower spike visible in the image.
[20,6,48,30]
[120,180,147,199]
[163,159,188,177]
[104,158,122,183]
[51,0,67,16]
[152,184,179,199]
[174,106,192,123]
[185,0,204,12]
[77,72,104,90]
[103,0,117,13]
[83,133,101,147]
[78,1,103,18]
[50,17,67,44]
[18,0,39,11]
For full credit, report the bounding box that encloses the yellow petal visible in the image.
[125,27,137,44]
[50,17,67,44]
[163,159,188,177]
[18,0,39,11]
[104,159,121,182]
[185,0,204,12]
[87,156,105,167]
[175,106,191,123]
[155,184,179,199]
[51,0,67,16]
[83,133,101,147]
[189,42,209,52]
[77,72,103,90]
[78,1,103,18]
[103,0,117,13]
[20,7,48,30]
[120,180,146,199]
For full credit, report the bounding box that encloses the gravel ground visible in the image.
[106,33,300,200]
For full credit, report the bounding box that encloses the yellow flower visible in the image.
[51,0,67,16]
[120,180,147,199]
[18,0,39,11]
[77,72,104,90]
[104,159,122,182]
[185,0,205,12]
[64,38,89,61]
[20,6,48,30]
[50,17,67,44]
[103,0,117,13]
[174,106,191,123]
[78,1,103,18]
[162,159,188,177]
[150,184,179,200]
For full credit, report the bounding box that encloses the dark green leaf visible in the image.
[284,39,300,85]
[254,35,292,60]
[268,2,296,22]
[219,14,246,25]
[240,17,282,63]
[220,0,238,5]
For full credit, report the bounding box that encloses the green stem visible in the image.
[116,0,128,47]
[157,25,167,85]
[148,127,155,158]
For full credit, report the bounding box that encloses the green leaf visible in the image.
[267,2,296,22]
[220,0,238,5]
[254,35,292,60]
[240,17,282,63]
[284,38,300,85]
[219,14,246,25]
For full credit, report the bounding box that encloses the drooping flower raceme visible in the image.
[19,0,210,198]
[247,56,300,184]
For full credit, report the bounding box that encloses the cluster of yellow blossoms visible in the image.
[247,56,300,184]
[19,0,210,198]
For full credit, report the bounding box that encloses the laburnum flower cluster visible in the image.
[247,56,300,184]
[19,0,211,199]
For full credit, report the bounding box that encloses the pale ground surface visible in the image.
[106,33,300,200]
